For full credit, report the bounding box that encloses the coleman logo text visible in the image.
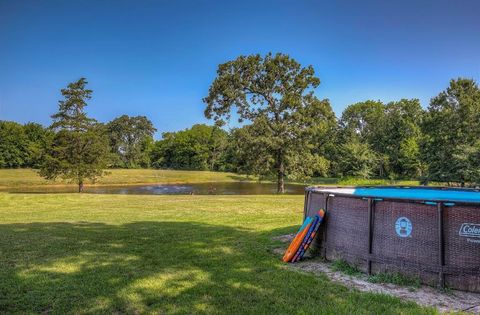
[459,223,480,238]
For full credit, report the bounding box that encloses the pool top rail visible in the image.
[307,186,480,205]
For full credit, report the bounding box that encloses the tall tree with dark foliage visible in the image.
[40,78,109,192]
[423,78,480,186]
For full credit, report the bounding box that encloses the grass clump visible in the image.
[330,259,421,291]
[368,272,421,289]
[331,259,363,276]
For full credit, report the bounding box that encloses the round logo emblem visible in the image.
[395,217,412,237]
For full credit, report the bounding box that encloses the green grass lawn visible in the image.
[0,193,435,314]
[0,168,421,189]
[293,176,420,187]
[0,169,254,188]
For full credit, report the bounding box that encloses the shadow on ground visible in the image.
[0,221,433,314]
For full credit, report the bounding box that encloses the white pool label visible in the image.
[459,223,480,244]
[395,217,412,237]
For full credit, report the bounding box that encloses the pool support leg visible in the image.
[322,194,330,258]
[437,202,445,289]
[367,198,374,275]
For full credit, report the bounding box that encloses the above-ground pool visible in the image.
[304,186,480,293]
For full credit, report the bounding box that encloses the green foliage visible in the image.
[0,121,28,168]
[39,78,109,192]
[422,78,480,186]
[223,122,276,177]
[50,78,95,132]
[107,115,156,168]
[151,124,228,171]
[339,100,385,148]
[449,142,480,185]
[203,52,336,192]
[0,121,51,168]
[398,137,423,178]
[337,139,378,178]
[383,99,424,177]
[23,122,53,168]
[40,127,109,189]
[337,99,424,179]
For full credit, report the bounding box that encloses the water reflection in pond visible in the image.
[2,182,306,195]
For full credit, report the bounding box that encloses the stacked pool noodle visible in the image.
[282,209,325,263]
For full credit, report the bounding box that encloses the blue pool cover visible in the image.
[317,187,480,203]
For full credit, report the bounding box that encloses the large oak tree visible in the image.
[203,53,335,192]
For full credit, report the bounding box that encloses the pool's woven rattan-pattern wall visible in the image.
[304,188,480,293]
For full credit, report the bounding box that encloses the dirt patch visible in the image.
[272,233,296,243]
[274,234,480,313]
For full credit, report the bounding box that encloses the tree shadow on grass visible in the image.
[0,222,433,314]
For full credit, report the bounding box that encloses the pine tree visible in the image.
[40,78,109,192]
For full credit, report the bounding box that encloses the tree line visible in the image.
[1,53,479,192]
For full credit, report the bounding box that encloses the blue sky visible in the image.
[1,0,479,138]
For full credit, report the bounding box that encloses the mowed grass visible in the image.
[295,177,420,187]
[0,169,421,189]
[0,193,435,314]
[0,169,254,188]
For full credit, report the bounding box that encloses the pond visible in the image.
[2,182,306,195]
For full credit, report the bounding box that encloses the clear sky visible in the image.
[1,0,479,138]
